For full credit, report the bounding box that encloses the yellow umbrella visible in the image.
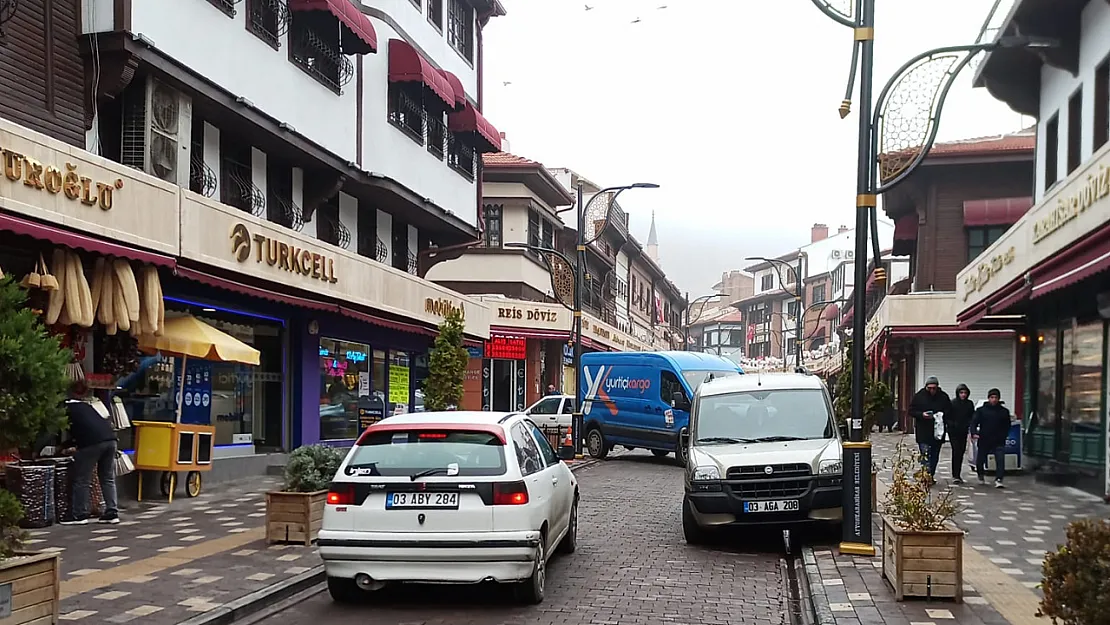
[138,315,261,422]
[139,315,260,365]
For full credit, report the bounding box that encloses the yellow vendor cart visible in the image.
[135,315,261,502]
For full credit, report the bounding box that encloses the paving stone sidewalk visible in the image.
[31,457,605,624]
[871,432,1108,597]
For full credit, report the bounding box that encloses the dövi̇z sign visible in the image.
[496,306,558,324]
[1,148,124,211]
[230,222,338,284]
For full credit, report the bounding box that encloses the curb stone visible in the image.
[180,456,603,624]
[802,546,836,625]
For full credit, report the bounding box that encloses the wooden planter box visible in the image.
[881,515,964,602]
[265,490,327,546]
[0,552,60,624]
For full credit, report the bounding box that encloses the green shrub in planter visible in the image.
[1038,518,1110,625]
[282,444,346,493]
[0,490,27,559]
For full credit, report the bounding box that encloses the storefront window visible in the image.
[1036,326,1058,430]
[319,338,378,440]
[388,351,411,416]
[1063,321,1105,465]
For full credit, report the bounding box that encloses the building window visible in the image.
[387,83,427,144]
[1044,114,1059,189]
[811,283,826,305]
[319,339,381,440]
[205,0,238,18]
[447,0,474,62]
[785,338,796,356]
[288,12,353,93]
[447,133,475,180]
[786,300,799,319]
[1096,56,1110,153]
[527,209,541,250]
[483,204,502,247]
[967,226,1008,261]
[1067,87,1083,174]
[541,219,554,250]
[760,274,774,291]
[246,0,290,48]
[426,105,447,159]
[428,0,443,30]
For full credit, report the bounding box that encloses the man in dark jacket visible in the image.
[58,383,120,525]
[946,384,976,484]
[908,375,952,479]
[971,388,1012,488]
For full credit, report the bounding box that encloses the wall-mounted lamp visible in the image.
[234,96,255,109]
[1019,334,1028,343]
[279,122,296,133]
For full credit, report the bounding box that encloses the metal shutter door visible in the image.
[919,338,1016,409]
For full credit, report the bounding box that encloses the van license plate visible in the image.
[743,500,799,513]
[386,492,459,509]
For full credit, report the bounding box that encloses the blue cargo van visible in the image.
[579,351,743,465]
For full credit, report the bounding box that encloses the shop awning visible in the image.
[889,327,1015,341]
[448,103,502,153]
[437,68,467,110]
[1030,220,1110,299]
[891,214,918,257]
[337,306,436,338]
[388,39,455,107]
[288,0,377,54]
[175,266,335,312]
[963,197,1033,227]
[0,211,175,268]
[821,303,840,320]
[491,326,570,341]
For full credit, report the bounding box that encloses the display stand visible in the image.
[133,420,215,502]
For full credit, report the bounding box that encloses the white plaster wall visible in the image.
[339,192,359,251]
[1037,1,1110,199]
[79,0,113,33]
[501,206,528,244]
[363,0,478,98]
[377,209,393,262]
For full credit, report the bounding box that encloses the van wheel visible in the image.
[327,577,362,603]
[652,450,670,458]
[682,497,709,545]
[515,539,546,604]
[676,428,690,467]
[586,428,608,459]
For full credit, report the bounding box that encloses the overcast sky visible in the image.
[480,0,1028,295]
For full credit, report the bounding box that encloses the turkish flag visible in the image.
[746,324,755,342]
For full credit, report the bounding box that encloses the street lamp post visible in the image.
[807,0,1057,556]
[684,292,722,352]
[746,255,806,370]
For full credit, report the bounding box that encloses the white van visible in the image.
[680,372,843,543]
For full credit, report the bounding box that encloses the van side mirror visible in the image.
[672,391,689,410]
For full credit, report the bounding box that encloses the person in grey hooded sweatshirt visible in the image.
[945,384,976,484]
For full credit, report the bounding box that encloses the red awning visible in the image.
[0,211,175,267]
[388,39,454,107]
[337,306,436,338]
[175,266,334,311]
[1030,220,1110,299]
[288,0,377,54]
[891,214,918,256]
[448,103,502,153]
[437,69,467,110]
[963,197,1033,227]
[890,327,1015,341]
[821,303,840,320]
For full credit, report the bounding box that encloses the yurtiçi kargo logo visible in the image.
[604,376,651,392]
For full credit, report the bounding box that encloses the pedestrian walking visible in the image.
[971,388,1011,488]
[946,383,975,484]
[546,384,559,396]
[58,382,120,525]
[908,375,951,480]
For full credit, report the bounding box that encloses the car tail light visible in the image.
[327,484,355,505]
[493,481,530,505]
[418,432,448,439]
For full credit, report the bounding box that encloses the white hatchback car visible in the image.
[317,411,579,604]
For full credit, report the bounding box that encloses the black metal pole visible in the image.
[795,254,804,369]
[841,0,876,557]
[573,182,585,459]
[684,291,690,352]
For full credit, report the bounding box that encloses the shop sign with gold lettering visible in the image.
[230,222,338,284]
[1,147,124,211]
[1033,163,1110,244]
[425,297,465,319]
[962,246,1016,301]
[496,306,559,324]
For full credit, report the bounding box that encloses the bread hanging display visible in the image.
[36,248,165,335]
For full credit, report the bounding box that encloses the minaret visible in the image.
[646,210,659,263]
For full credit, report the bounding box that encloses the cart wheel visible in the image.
[159,472,176,497]
[185,472,202,498]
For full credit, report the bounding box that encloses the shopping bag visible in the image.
[114,450,135,477]
[933,411,946,441]
[109,396,131,430]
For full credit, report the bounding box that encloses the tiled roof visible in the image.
[925,128,1035,158]
[482,152,543,168]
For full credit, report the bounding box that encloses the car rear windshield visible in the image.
[694,389,834,443]
[682,369,741,393]
[347,430,507,477]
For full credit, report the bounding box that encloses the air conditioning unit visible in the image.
[845,250,855,259]
[831,250,842,260]
[121,76,192,187]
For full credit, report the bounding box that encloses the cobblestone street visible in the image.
[254,451,789,625]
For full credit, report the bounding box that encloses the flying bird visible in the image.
[631,16,641,23]
[584,4,593,10]
[502,81,512,86]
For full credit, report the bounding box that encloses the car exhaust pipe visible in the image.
[355,573,385,592]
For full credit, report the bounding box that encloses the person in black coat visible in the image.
[58,382,120,525]
[945,383,976,484]
[970,388,1012,488]
[908,375,952,479]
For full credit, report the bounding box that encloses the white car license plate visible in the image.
[386,492,459,509]
[743,500,800,513]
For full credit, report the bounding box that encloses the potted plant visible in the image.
[265,444,345,546]
[1037,518,1110,625]
[880,439,963,602]
[0,276,71,624]
[832,340,893,510]
[424,309,467,411]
